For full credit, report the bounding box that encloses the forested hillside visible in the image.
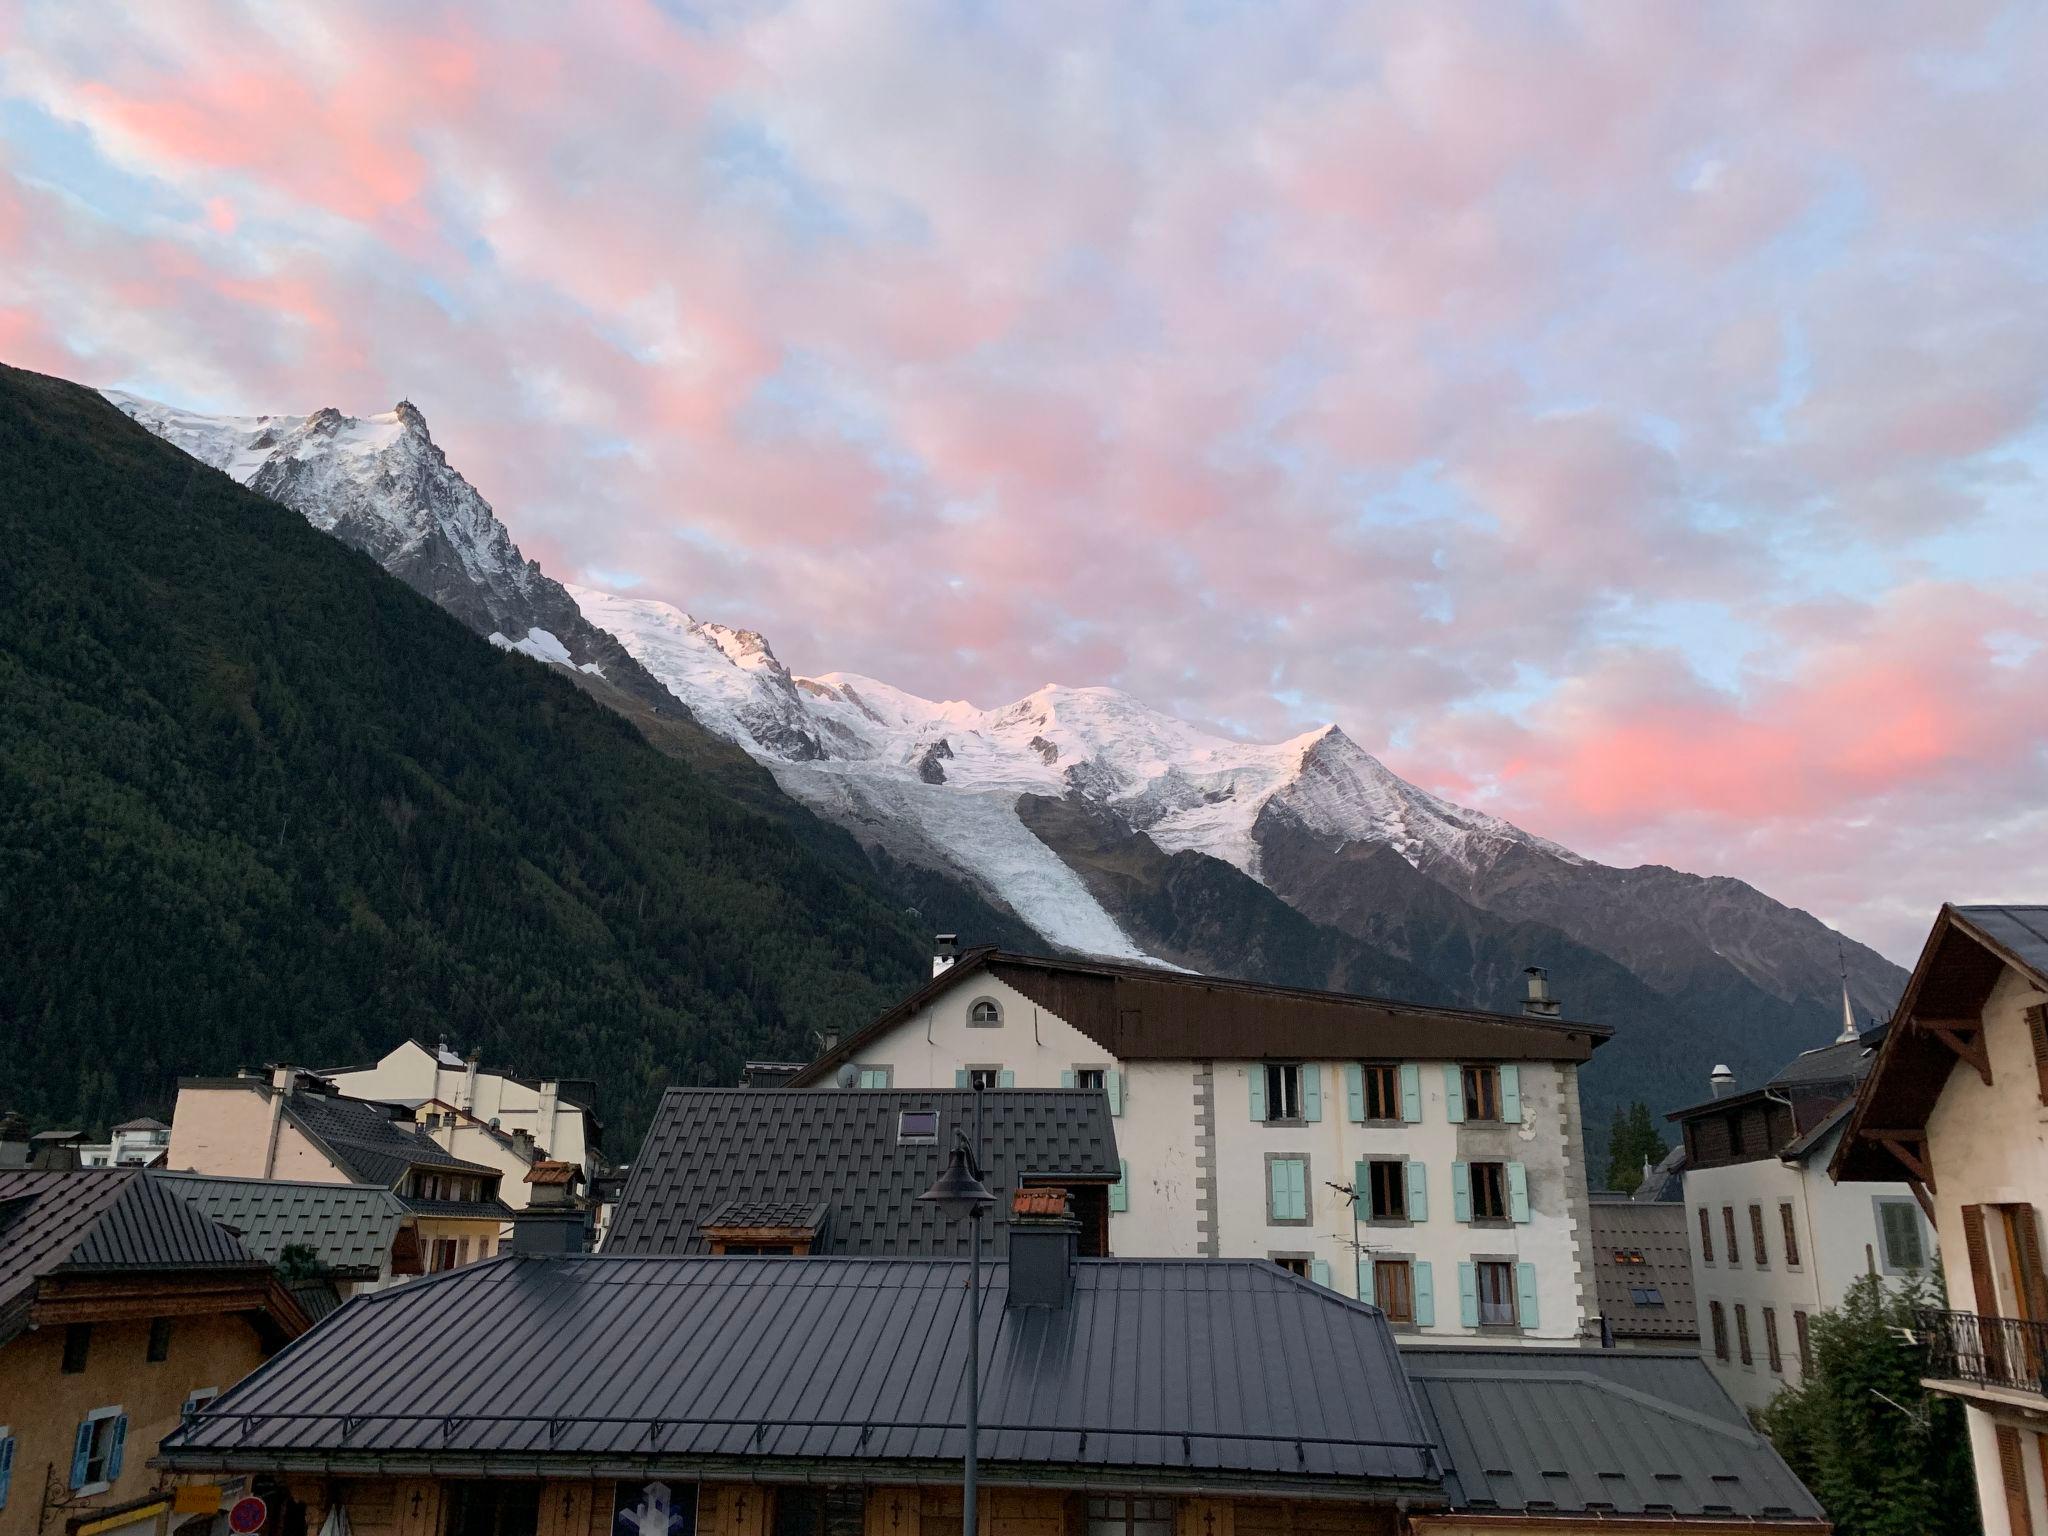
[0,364,949,1150]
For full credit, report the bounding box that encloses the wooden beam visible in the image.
[1906,1177,1936,1224]
[1876,1135,1936,1195]
[1923,1020,1993,1086]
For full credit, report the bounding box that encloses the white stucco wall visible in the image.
[325,1042,593,1170]
[166,1084,351,1182]
[835,969,1595,1340]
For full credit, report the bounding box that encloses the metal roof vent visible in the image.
[1709,1064,1735,1098]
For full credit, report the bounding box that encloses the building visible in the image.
[1587,1193,1698,1349]
[168,1071,515,1271]
[76,1121,171,1170]
[1669,1018,1932,1412]
[156,1174,423,1303]
[1833,903,2048,1536]
[0,1169,310,1536]
[604,1088,1121,1256]
[791,948,1611,1341]
[321,1040,602,1177]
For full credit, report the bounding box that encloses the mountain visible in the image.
[103,391,687,718]
[579,586,1911,1124]
[0,363,963,1149]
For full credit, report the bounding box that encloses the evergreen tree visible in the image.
[1602,1099,1670,1191]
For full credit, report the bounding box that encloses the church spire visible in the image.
[1836,940,1860,1043]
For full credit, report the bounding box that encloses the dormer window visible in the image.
[897,1110,939,1144]
[968,998,1003,1028]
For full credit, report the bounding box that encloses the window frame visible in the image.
[1366,1158,1409,1223]
[1263,1062,1305,1123]
[967,1066,1004,1091]
[1374,1258,1416,1323]
[966,997,1004,1029]
[1265,1153,1311,1226]
[1794,1310,1813,1375]
[1474,1259,1518,1327]
[182,1388,219,1420]
[1873,1196,1928,1274]
[1268,1252,1314,1279]
[74,1405,123,1494]
[1763,1306,1783,1373]
[1468,1161,1509,1224]
[146,1316,173,1364]
[1085,1496,1174,1536]
[1073,1067,1106,1092]
[1460,1064,1501,1122]
[61,1322,92,1374]
[1735,1302,1753,1367]
[1361,1063,1402,1122]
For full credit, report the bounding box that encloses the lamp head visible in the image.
[917,1137,994,1222]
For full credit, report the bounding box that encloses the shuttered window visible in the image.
[1877,1199,1927,1273]
[1750,1205,1769,1268]
[1763,1307,1783,1373]
[1723,1206,1741,1267]
[1794,1310,1813,1374]
[1709,1301,1729,1361]
[1964,1204,2001,1315]
[1267,1156,1309,1223]
[2007,1205,2048,1321]
[1699,1206,1715,1264]
[1362,1064,1401,1120]
[1366,1160,1408,1221]
[2029,1004,2048,1106]
[1780,1202,1801,1268]
[1735,1303,1753,1366]
[1997,1426,2035,1536]
[1374,1259,1414,1322]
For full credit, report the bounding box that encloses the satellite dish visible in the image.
[835,1063,860,1089]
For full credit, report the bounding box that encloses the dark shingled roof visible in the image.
[1405,1346,1825,1524]
[164,1253,1440,1493]
[700,1198,829,1232]
[1588,1196,1698,1341]
[605,1089,1119,1257]
[282,1089,500,1188]
[157,1174,412,1279]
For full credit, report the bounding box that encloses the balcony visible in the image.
[1919,1309,2048,1401]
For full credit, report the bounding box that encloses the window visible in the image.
[1710,1300,1729,1360]
[1267,1155,1310,1224]
[1475,1261,1517,1326]
[1763,1307,1783,1373]
[1272,1255,1312,1279]
[1469,1162,1508,1222]
[1362,1064,1401,1120]
[1698,1206,1715,1263]
[1723,1206,1741,1266]
[61,1323,91,1374]
[1781,1202,1802,1268]
[429,1237,459,1272]
[1612,1247,1646,1265]
[1794,1310,1813,1374]
[1629,1285,1665,1306]
[182,1389,218,1420]
[896,1109,939,1144]
[1750,1204,1769,1268]
[772,1486,860,1536]
[447,1481,543,1536]
[146,1316,173,1363]
[855,1066,891,1089]
[1996,1427,2033,1536]
[1876,1198,1927,1273]
[1367,1160,1408,1221]
[967,1067,1003,1090]
[967,998,1003,1028]
[1264,1063,1303,1121]
[1461,1065,1501,1121]
[1075,1068,1105,1091]
[1375,1260,1415,1323]
[1735,1303,1753,1366]
[1086,1498,1173,1536]
[69,1407,125,1492]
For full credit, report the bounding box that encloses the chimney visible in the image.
[1521,967,1562,1018]
[933,933,960,979]
[1710,1064,1735,1099]
[0,1112,28,1169]
[1006,1187,1078,1310]
[512,1162,591,1252]
[263,1064,294,1179]
[459,1051,480,1114]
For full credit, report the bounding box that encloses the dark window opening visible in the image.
[1461,1065,1501,1121]
[447,1482,542,1536]
[1075,1068,1105,1091]
[1362,1064,1401,1120]
[1263,1063,1302,1121]
[1735,1303,1753,1366]
[968,1068,1002,1091]
[772,1486,864,1536]
[1469,1162,1509,1222]
[1628,1286,1664,1306]
[1086,1498,1173,1536]
[146,1317,173,1363]
[1723,1206,1741,1266]
[1368,1160,1407,1221]
[62,1323,92,1374]
[1271,1255,1311,1279]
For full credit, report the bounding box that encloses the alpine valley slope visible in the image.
[575,585,1911,1124]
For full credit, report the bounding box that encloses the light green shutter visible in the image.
[1249,1067,1267,1122]
[955,1069,970,1088]
[1345,1064,1365,1122]
[1516,1263,1540,1329]
[1508,1162,1530,1223]
[1355,1159,1371,1219]
[1443,1065,1466,1123]
[998,1069,1015,1088]
[1357,1258,1372,1302]
[1060,1069,1076,1088]
[1110,1159,1129,1212]
[1406,1161,1428,1223]
[1451,1161,1471,1223]
[1458,1263,1479,1327]
[1271,1158,1307,1221]
[1310,1258,1331,1289]
[1413,1262,1435,1327]
[1399,1064,1422,1123]
[1302,1065,1323,1122]
[1107,1070,1123,1116]
[1500,1064,1522,1123]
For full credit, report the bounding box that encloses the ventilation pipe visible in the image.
[933,933,960,979]
[1521,967,1563,1019]
[1709,1064,1736,1099]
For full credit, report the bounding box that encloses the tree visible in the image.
[1603,1100,1669,1192]
[1759,1272,1979,1536]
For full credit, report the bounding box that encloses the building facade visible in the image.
[1835,904,2048,1536]
[792,950,1609,1343]
[76,1120,171,1170]
[321,1041,601,1177]
[1671,1026,1932,1412]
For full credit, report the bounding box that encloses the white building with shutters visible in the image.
[796,947,1607,1344]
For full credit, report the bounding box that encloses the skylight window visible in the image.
[897,1110,939,1144]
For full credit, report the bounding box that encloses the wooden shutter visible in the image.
[1750,1205,1769,1267]
[0,1430,14,1510]
[1400,1064,1422,1123]
[1710,1301,1728,1360]
[955,1069,970,1088]
[105,1416,126,1482]
[1499,1064,1522,1123]
[1406,1160,1429,1223]
[69,1420,92,1489]
[1794,1310,1812,1375]
[2010,1206,2048,1322]
[997,1070,1015,1088]
[1699,1206,1715,1264]
[1963,1204,2001,1317]
[1060,1070,1076,1088]
[1345,1064,1365,1122]
[1310,1258,1331,1289]
[1413,1262,1435,1327]
[2028,1004,2048,1105]
[1724,1206,1741,1266]
[1780,1202,1801,1268]
[1763,1307,1782,1373]
[1998,1426,2035,1536]
[1443,1066,1466,1123]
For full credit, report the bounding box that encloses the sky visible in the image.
[2,1,2044,964]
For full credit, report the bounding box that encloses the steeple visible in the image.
[1835,940,1859,1044]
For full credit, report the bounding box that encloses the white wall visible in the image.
[326,1042,593,1171]
[841,970,1595,1340]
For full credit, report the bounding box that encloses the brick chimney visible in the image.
[511,1161,591,1253]
[1521,967,1562,1019]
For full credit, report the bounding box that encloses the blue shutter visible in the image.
[1249,1067,1267,1123]
[1301,1065,1323,1122]
[1399,1064,1422,1123]
[1500,1064,1522,1123]
[955,1069,970,1088]
[69,1420,93,1489]
[1310,1258,1331,1289]
[1107,1070,1123,1116]
[1357,1258,1372,1302]
[1267,1158,1284,1217]
[1508,1162,1530,1223]
[1345,1064,1365,1122]
[1443,1065,1466,1123]
[997,1070,1015,1088]
[1413,1262,1436,1327]
[0,1432,15,1510]
[1354,1160,1371,1219]
[1406,1161,1429,1223]
[1451,1161,1471,1223]
[1110,1159,1129,1212]
[1061,1070,1076,1088]
[1458,1263,1479,1328]
[1516,1263,1541,1330]
[106,1416,126,1482]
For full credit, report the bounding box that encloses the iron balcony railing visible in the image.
[1919,1308,2048,1396]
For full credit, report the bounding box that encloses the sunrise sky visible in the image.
[3,1,2044,961]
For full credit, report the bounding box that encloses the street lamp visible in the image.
[919,1129,995,1536]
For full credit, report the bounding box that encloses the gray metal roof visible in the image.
[1404,1346,1824,1523]
[606,1090,1119,1258]
[702,1198,830,1232]
[156,1174,412,1278]
[284,1089,501,1188]
[1587,1198,1697,1341]
[1769,1023,1887,1089]
[1957,904,2048,985]
[400,1196,516,1219]
[165,1254,1439,1494]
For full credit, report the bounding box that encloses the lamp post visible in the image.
[918,1124,995,1536]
